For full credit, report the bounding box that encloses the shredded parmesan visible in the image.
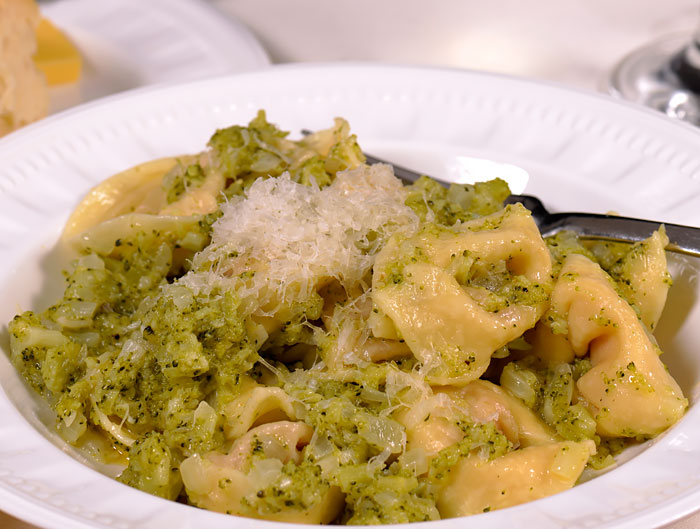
[181,163,419,317]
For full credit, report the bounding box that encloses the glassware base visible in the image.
[607,32,700,126]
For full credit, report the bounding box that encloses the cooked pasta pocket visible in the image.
[372,204,552,385]
[550,254,685,437]
[8,112,687,524]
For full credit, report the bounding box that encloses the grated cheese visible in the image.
[182,163,419,317]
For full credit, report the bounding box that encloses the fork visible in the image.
[363,152,700,257]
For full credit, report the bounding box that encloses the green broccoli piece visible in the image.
[209,110,292,182]
[405,176,510,225]
[118,432,183,500]
[162,163,207,204]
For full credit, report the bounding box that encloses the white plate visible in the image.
[40,0,270,113]
[1,64,700,529]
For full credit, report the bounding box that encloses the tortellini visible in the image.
[443,380,557,448]
[550,253,686,437]
[180,420,343,523]
[608,228,672,331]
[67,213,209,255]
[438,440,595,517]
[182,385,343,522]
[395,379,592,518]
[62,154,223,243]
[372,204,552,385]
[222,384,304,440]
[61,157,182,241]
[397,379,557,458]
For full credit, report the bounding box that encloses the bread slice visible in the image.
[0,0,49,136]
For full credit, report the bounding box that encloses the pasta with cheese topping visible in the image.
[8,112,687,523]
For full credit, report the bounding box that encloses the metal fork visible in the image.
[363,152,700,257]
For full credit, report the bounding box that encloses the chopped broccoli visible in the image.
[405,176,510,225]
[162,163,207,204]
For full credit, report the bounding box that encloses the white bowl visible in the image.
[1,64,700,529]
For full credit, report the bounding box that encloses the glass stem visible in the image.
[672,26,700,93]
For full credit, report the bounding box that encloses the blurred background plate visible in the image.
[40,0,270,113]
[1,64,700,529]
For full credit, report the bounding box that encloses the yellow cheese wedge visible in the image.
[33,17,82,85]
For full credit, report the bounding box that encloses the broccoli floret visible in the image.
[336,462,439,524]
[545,230,597,273]
[209,110,292,182]
[323,131,365,175]
[429,422,511,482]
[405,176,510,225]
[162,163,207,204]
[242,459,334,519]
[118,432,183,500]
[292,155,332,187]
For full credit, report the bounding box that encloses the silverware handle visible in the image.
[337,147,700,257]
[543,213,700,257]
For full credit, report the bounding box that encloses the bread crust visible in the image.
[0,0,48,136]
